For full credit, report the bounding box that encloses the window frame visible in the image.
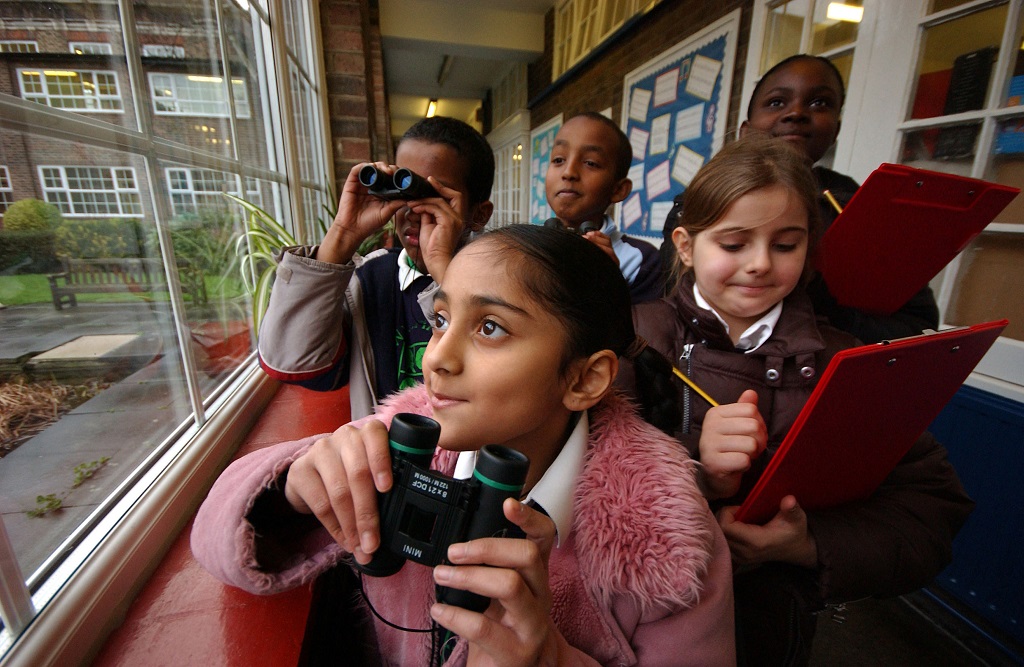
[17,68,124,113]
[148,72,252,119]
[38,165,143,218]
[69,42,114,55]
[0,166,12,215]
[0,41,39,53]
[165,167,262,216]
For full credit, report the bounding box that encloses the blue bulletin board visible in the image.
[616,10,739,240]
[529,113,563,224]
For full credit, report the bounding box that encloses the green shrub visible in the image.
[2,198,62,232]
[54,218,146,259]
[151,208,240,276]
[0,229,59,273]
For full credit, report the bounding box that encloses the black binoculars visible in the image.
[355,413,530,612]
[358,165,439,200]
[543,217,601,235]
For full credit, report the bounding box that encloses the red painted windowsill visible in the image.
[92,383,350,667]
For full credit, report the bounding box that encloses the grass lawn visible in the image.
[0,273,246,306]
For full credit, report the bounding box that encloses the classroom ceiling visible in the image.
[378,0,554,140]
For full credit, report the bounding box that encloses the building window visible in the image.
[39,166,143,217]
[0,41,38,53]
[17,68,123,112]
[552,0,663,79]
[0,167,12,216]
[149,72,251,118]
[166,168,261,216]
[141,44,186,59]
[69,42,113,55]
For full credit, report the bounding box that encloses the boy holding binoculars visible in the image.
[257,116,495,419]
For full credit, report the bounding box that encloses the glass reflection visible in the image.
[900,123,980,176]
[0,130,194,580]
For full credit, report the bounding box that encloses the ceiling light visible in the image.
[826,2,863,23]
[426,99,437,118]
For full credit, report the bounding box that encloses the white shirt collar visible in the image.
[453,411,587,548]
[397,248,428,292]
[693,283,782,353]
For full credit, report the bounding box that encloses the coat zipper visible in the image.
[680,343,694,434]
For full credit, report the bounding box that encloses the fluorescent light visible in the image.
[188,75,223,83]
[43,70,79,77]
[426,99,437,118]
[826,2,863,22]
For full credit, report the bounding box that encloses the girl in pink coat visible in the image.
[191,224,735,666]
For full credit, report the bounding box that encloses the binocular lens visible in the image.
[394,168,413,191]
[358,165,380,188]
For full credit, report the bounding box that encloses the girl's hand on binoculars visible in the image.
[284,419,394,563]
[409,176,469,282]
[320,163,404,265]
[430,499,576,666]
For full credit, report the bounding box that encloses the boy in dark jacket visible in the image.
[257,117,494,419]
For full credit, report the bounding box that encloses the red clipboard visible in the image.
[734,319,1008,525]
[815,164,1018,315]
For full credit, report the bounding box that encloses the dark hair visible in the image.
[467,224,680,434]
[746,54,846,120]
[667,132,822,291]
[401,116,495,205]
[566,112,632,180]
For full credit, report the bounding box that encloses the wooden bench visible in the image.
[47,257,207,310]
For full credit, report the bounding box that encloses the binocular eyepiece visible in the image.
[358,165,439,200]
[543,217,601,235]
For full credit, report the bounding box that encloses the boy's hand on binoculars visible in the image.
[430,499,577,666]
[283,419,394,563]
[320,163,404,265]
[716,495,818,569]
[698,389,767,500]
[407,176,469,283]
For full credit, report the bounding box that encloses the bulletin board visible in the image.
[528,113,563,224]
[616,9,740,240]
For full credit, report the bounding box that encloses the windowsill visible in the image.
[87,381,352,666]
[1,370,350,666]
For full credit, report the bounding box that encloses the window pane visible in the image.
[761,0,808,75]
[810,0,861,54]
[0,130,198,580]
[908,4,1007,120]
[929,0,976,12]
[945,232,1024,342]
[6,3,132,129]
[986,116,1024,226]
[899,122,980,175]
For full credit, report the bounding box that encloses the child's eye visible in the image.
[773,243,798,252]
[478,319,508,339]
[765,97,785,109]
[550,156,565,165]
[432,312,449,331]
[809,97,835,109]
[719,243,744,252]
[584,160,601,168]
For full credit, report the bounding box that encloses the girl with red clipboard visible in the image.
[623,133,973,666]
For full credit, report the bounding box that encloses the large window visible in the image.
[166,167,262,216]
[40,166,143,217]
[17,69,123,112]
[150,72,252,118]
[0,1,330,662]
[552,0,665,78]
[0,167,11,215]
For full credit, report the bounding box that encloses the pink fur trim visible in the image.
[575,392,713,613]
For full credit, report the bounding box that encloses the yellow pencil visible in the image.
[823,189,844,215]
[671,365,719,407]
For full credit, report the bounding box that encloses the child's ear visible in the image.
[562,350,618,411]
[672,227,694,268]
[739,119,751,137]
[610,177,632,205]
[469,200,493,232]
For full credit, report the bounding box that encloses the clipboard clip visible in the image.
[879,326,970,346]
